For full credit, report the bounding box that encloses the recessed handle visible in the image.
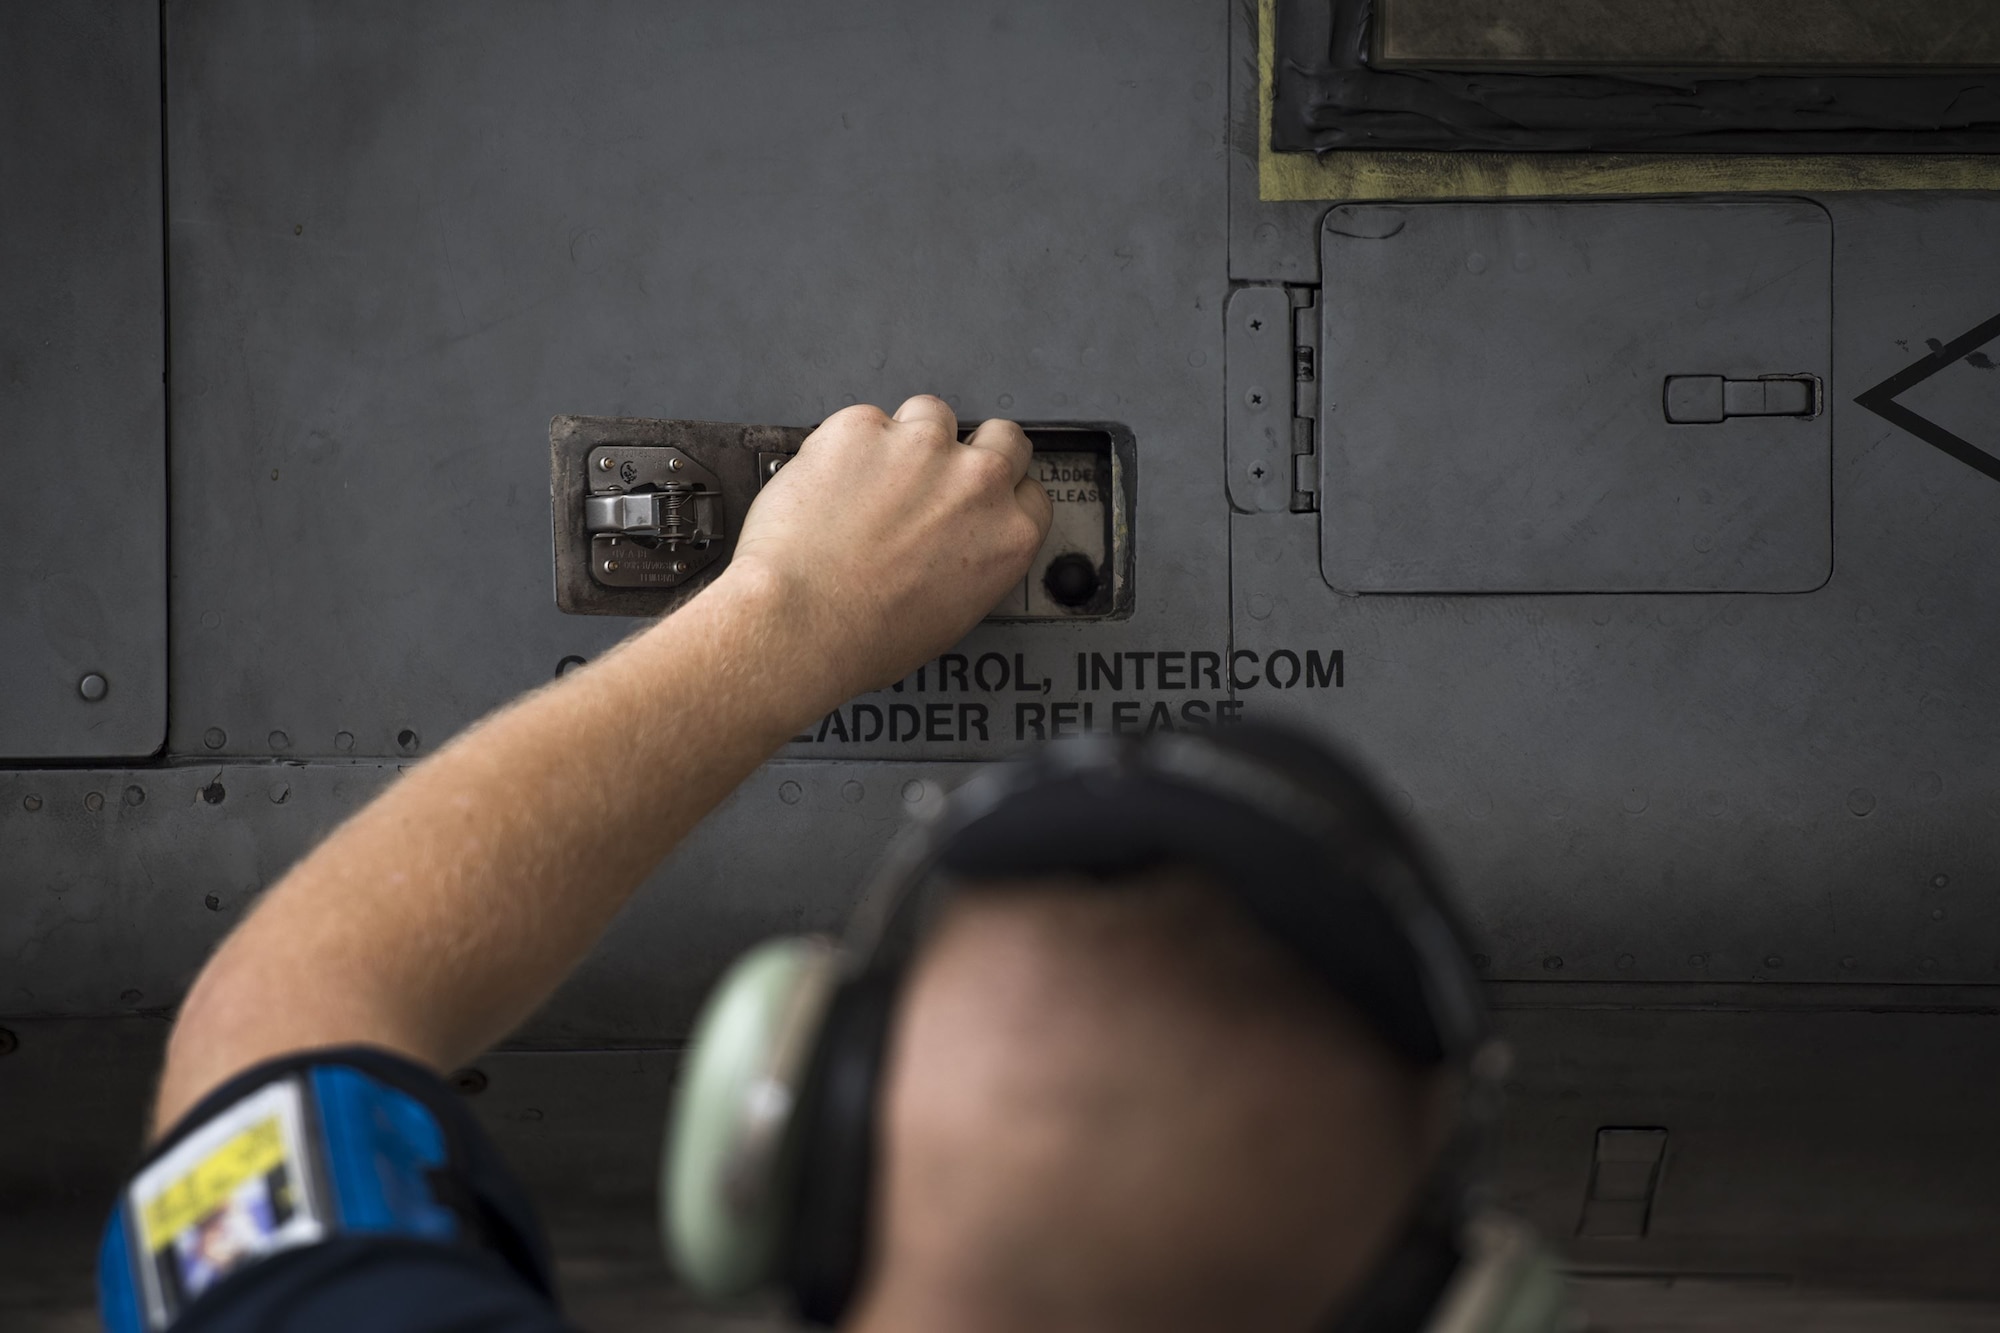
[1664,374,1820,424]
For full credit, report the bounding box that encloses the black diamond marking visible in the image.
[1855,310,2000,484]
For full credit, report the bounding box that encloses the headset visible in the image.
[661,724,1578,1331]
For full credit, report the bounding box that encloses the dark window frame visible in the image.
[1272,0,2000,154]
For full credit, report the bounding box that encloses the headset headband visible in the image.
[843,727,1487,1070]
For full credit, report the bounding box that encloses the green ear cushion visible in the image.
[662,937,839,1298]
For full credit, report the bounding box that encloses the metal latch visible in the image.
[584,446,724,588]
[1663,375,1821,424]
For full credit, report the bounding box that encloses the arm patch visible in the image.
[100,1057,492,1332]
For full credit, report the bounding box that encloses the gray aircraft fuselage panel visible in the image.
[11,1,2000,1326]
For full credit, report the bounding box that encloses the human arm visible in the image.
[152,396,1051,1133]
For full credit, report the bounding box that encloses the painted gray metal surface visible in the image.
[161,0,1228,765]
[1318,198,1833,594]
[1223,286,1299,513]
[8,0,2000,1320]
[0,1,166,760]
[0,760,954,1043]
[1238,193,2000,986]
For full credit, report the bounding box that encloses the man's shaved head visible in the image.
[845,870,1454,1333]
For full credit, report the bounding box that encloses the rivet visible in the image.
[840,780,865,804]
[396,728,420,754]
[597,456,614,471]
[668,456,684,472]
[672,560,688,574]
[451,1068,488,1096]
[1764,955,1783,969]
[200,782,226,805]
[1933,874,1950,888]
[1541,955,1563,971]
[1689,953,1708,968]
[778,781,802,805]
[203,727,227,750]
[766,457,786,476]
[1932,908,1947,921]
[1847,788,1876,817]
[22,795,42,812]
[83,792,104,813]
[1616,953,1636,969]
[0,1028,16,1056]
[1840,956,1858,970]
[204,894,222,911]
[269,782,290,804]
[123,785,144,807]
[119,989,142,1005]
[78,672,108,702]
[269,730,290,751]
[603,559,620,573]
[334,731,355,753]
[555,655,587,677]
[901,780,925,804]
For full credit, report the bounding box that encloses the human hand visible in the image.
[723,395,1053,700]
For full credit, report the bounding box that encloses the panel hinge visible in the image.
[1290,290,1319,513]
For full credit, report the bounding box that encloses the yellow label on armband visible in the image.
[127,1077,327,1327]
[139,1116,287,1252]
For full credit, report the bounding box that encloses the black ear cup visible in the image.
[784,968,904,1325]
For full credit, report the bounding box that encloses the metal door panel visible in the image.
[0,2,165,760]
[1319,198,1832,595]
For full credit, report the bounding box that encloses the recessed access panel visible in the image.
[1319,198,1832,596]
[551,417,1134,621]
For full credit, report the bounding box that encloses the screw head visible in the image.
[78,673,108,702]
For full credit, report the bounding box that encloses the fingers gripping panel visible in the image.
[551,417,1134,620]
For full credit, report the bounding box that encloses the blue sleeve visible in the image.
[98,1046,579,1333]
